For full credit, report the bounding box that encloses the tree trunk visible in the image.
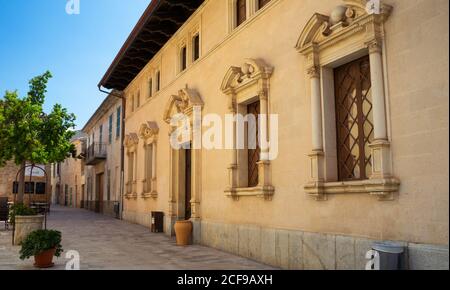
[17,161,26,204]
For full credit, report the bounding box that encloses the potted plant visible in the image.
[19,229,63,268]
[9,203,44,245]
[174,220,193,246]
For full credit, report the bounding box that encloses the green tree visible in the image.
[0,71,76,203]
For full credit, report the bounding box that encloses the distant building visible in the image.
[51,131,87,208]
[0,161,50,203]
[81,93,123,217]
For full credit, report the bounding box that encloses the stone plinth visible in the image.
[13,215,44,245]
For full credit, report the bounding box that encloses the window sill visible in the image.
[141,192,158,199]
[304,178,401,201]
[225,186,274,201]
[124,193,138,200]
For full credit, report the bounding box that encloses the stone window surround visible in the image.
[176,21,202,75]
[295,0,400,201]
[125,60,162,119]
[177,38,188,74]
[139,121,159,199]
[221,58,274,201]
[164,87,204,223]
[227,0,276,33]
[124,133,139,199]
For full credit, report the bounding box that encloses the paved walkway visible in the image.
[0,206,273,270]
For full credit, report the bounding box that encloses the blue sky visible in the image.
[0,0,150,129]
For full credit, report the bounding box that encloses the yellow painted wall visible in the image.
[121,0,449,246]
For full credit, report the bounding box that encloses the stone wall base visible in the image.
[199,221,449,270]
[81,201,119,218]
[123,210,152,228]
[112,212,450,270]
[102,201,118,218]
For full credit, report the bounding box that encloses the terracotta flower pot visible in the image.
[174,220,193,246]
[34,248,56,268]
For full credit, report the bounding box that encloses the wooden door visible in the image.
[247,101,261,188]
[184,148,192,220]
[334,55,374,181]
[97,173,104,213]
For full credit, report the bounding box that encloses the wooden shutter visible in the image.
[237,0,247,27]
[247,101,260,187]
[334,56,374,181]
[193,34,200,61]
[181,46,187,71]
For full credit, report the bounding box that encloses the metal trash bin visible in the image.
[151,212,164,233]
[113,202,120,219]
[372,241,405,270]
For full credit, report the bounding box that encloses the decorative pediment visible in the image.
[124,133,139,148]
[163,87,204,124]
[139,122,159,140]
[295,0,392,55]
[221,59,273,94]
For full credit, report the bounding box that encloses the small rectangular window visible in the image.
[258,0,271,10]
[193,34,200,62]
[131,95,135,112]
[148,78,153,98]
[180,46,187,71]
[116,107,121,139]
[136,91,141,108]
[99,125,103,144]
[108,114,113,144]
[13,182,18,194]
[236,0,247,27]
[156,71,161,92]
[35,183,46,195]
[25,182,35,194]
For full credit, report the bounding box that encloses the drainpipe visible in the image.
[98,86,126,220]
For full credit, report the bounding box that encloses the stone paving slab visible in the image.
[0,206,274,270]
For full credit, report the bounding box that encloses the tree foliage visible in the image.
[0,71,76,168]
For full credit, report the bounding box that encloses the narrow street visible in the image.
[0,206,273,270]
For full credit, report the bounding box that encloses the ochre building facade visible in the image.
[96,0,448,269]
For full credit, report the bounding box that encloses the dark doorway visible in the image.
[64,184,68,206]
[184,147,192,220]
[96,173,104,213]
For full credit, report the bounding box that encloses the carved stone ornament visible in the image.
[124,133,139,149]
[163,87,204,124]
[221,58,273,95]
[139,121,159,140]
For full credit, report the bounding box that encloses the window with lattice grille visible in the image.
[334,56,374,181]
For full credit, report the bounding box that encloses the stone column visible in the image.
[308,66,324,151]
[227,93,238,193]
[366,39,397,197]
[368,40,388,141]
[151,143,157,196]
[259,88,269,161]
[307,66,325,187]
[257,88,273,199]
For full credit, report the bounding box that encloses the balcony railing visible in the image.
[85,142,107,165]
